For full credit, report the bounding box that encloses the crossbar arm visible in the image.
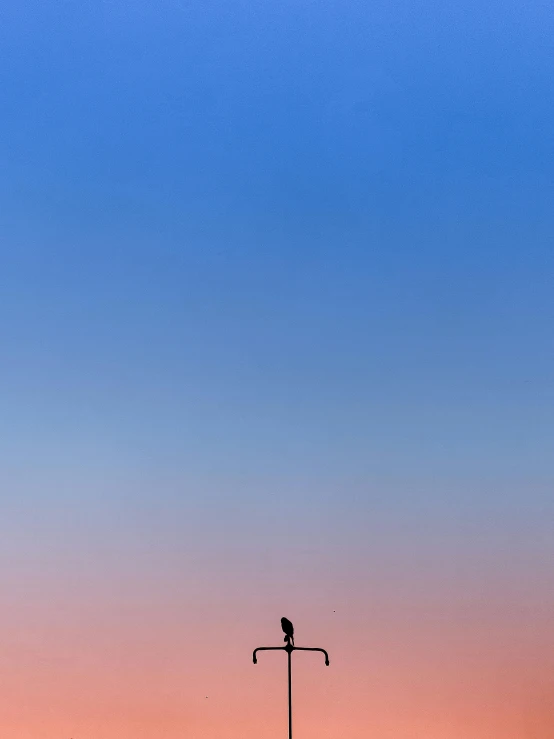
[292,646,330,666]
[253,646,287,664]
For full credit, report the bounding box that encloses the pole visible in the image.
[287,644,292,739]
[253,630,329,739]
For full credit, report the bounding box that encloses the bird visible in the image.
[281,617,294,646]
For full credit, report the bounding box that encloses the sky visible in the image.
[1,1,553,737]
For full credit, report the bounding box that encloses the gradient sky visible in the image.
[1,1,553,737]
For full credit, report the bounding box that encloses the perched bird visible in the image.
[281,617,294,646]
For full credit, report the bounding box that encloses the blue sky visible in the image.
[1,0,553,505]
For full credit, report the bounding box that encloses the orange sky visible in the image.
[1,572,553,739]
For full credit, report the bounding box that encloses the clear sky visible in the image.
[1,1,553,737]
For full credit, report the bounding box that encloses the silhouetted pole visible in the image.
[253,627,329,739]
[288,645,292,739]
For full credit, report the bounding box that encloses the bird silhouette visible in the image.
[281,617,294,646]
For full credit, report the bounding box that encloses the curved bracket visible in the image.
[253,645,287,664]
[292,646,330,666]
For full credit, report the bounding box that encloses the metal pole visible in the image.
[287,645,292,739]
[253,629,329,739]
